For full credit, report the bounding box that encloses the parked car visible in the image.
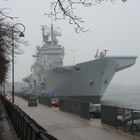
[89,104,101,118]
[126,119,140,131]
[117,111,140,125]
[51,98,59,107]
[28,97,38,107]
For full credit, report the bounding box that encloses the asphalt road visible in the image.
[15,96,138,140]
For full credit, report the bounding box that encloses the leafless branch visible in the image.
[49,0,93,33]
[0,8,18,20]
[48,0,127,33]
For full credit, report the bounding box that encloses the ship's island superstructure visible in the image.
[23,23,137,102]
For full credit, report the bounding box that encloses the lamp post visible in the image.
[12,23,25,103]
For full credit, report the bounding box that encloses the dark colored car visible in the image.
[117,111,140,125]
[89,104,101,118]
[28,97,38,107]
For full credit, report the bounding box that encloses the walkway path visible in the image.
[14,96,139,140]
[0,100,16,140]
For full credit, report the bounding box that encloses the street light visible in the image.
[12,23,25,103]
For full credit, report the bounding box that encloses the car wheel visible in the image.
[130,124,138,132]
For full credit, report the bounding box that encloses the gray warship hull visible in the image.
[45,56,137,99]
[23,24,137,102]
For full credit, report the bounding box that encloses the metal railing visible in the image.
[38,96,52,107]
[59,98,90,119]
[101,105,140,137]
[0,95,57,140]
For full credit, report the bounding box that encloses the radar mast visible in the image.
[42,12,61,45]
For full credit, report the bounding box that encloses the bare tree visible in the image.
[0,16,10,84]
[49,0,127,33]
[0,8,24,84]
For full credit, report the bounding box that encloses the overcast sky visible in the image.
[1,0,140,86]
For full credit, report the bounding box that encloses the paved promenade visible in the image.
[14,96,139,140]
[0,100,16,140]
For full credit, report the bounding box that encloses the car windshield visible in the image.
[29,97,37,102]
[124,111,140,118]
[90,104,101,110]
[125,112,131,117]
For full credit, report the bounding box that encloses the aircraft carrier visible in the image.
[23,23,137,102]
